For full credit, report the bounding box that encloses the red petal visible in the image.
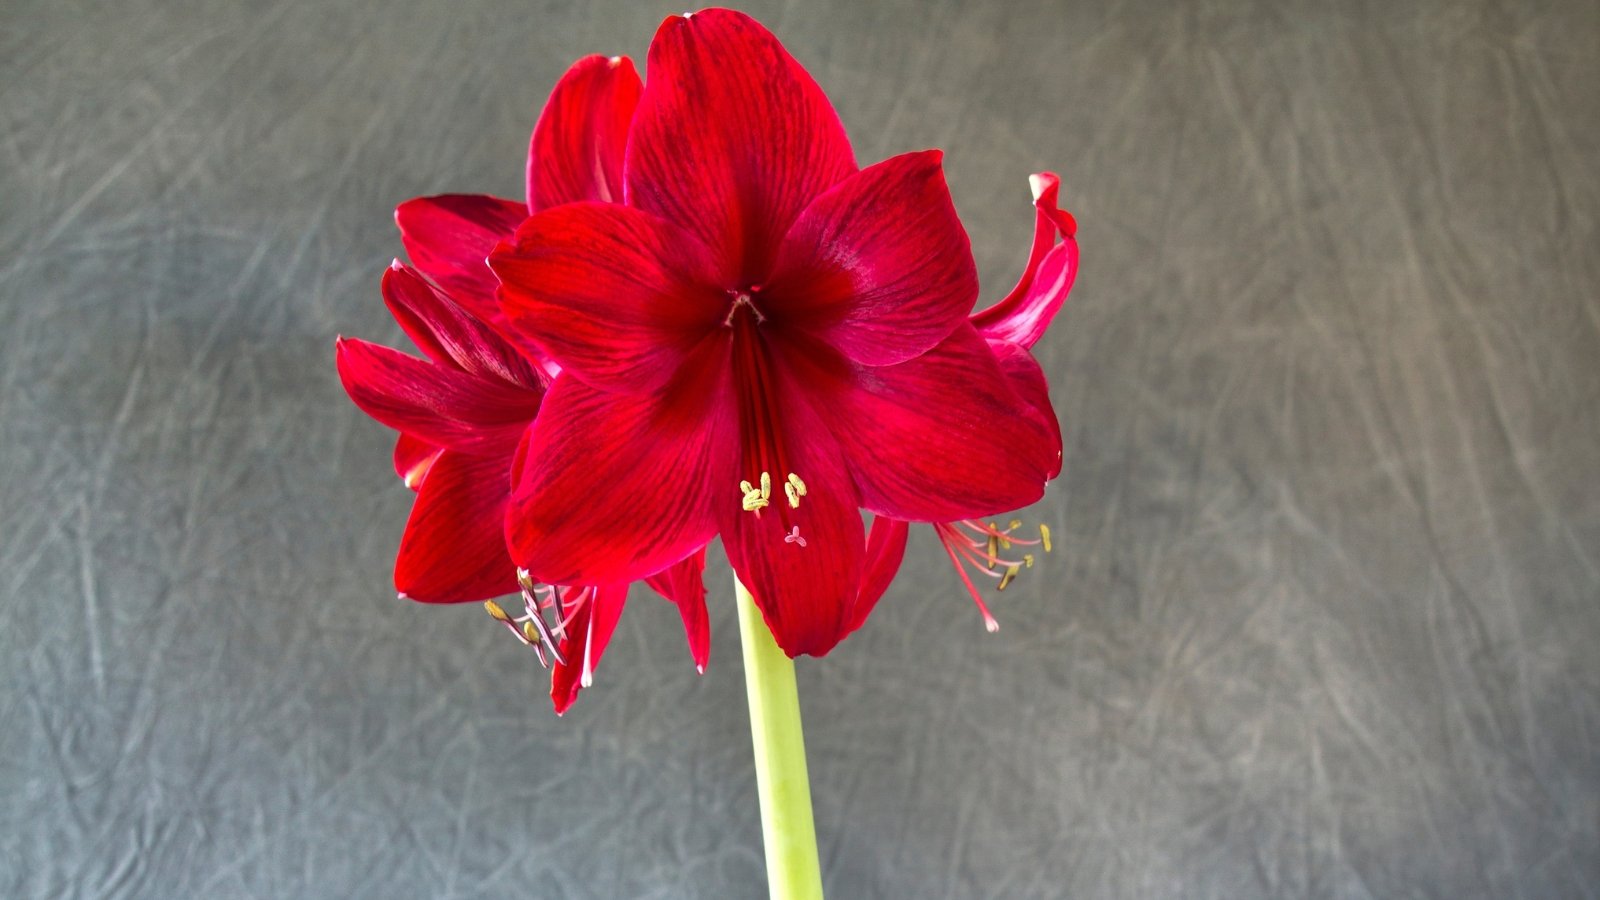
[527,55,641,211]
[505,345,735,587]
[970,172,1079,348]
[789,324,1057,522]
[335,337,538,454]
[715,371,864,658]
[395,194,527,320]
[644,548,710,673]
[549,582,628,714]
[843,516,910,636]
[625,9,857,285]
[490,202,726,393]
[763,150,976,366]
[395,451,517,603]
[393,434,441,490]
[988,338,1063,479]
[382,263,544,390]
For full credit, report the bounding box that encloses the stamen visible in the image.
[1040,524,1053,552]
[740,473,773,513]
[483,600,511,623]
[997,564,1022,591]
[786,473,806,496]
[784,482,799,508]
[1024,553,1035,568]
[985,533,999,569]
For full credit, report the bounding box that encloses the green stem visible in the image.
[736,576,824,900]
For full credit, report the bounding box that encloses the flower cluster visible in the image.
[336,8,1077,713]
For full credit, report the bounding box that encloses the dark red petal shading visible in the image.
[625,8,857,285]
[549,582,628,715]
[505,344,735,588]
[763,150,976,366]
[395,194,527,320]
[842,516,910,636]
[715,369,864,658]
[395,451,517,603]
[393,433,441,490]
[335,338,538,454]
[491,202,726,394]
[988,338,1063,479]
[382,263,544,389]
[645,548,710,672]
[788,324,1057,522]
[970,172,1079,348]
[527,55,641,211]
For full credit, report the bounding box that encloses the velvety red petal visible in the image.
[393,433,441,490]
[786,324,1058,522]
[988,338,1063,479]
[625,9,857,285]
[842,516,910,636]
[490,202,726,393]
[505,345,735,588]
[382,263,544,390]
[395,194,527,320]
[970,172,1079,348]
[644,548,710,673]
[763,150,976,366]
[527,55,641,211]
[715,366,864,658]
[549,582,628,714]
[395,451,517,603]
[335,337,537,454]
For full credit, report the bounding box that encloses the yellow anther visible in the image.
[740,480,755,495]
[786,473,807,496]
[997,564,1022,591]
[1024,553,1035,568]
[784,482,800,508]
[759,471,771,500]
[1039,524,1053,553]
[1009,519,1022,531]
[742,491,769,512]
[521,621,540,644]
[984,534,999,569]
[484,599,511,622]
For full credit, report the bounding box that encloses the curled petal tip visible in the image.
[1028,173,1048,201]
[389,258,405,271]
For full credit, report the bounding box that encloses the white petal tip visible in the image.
[985,619,1001,633]
[397,592,409,600]
[608,55,622,65]
[1028,174,1048,202]
[580,672,593,688]
[695,665,706,675]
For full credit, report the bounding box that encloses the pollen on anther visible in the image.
[784,482,800,508]
[1039,524,1053,553]
[759,471,772,500]
[484,600,511,622]
[786,473,806,496]
[997,564,1022,591]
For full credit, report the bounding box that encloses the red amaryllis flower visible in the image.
[337,56,711,713]
[490,9,1063,657]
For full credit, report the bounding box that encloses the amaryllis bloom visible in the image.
[337,56,713,712]
[489,9,1067,658]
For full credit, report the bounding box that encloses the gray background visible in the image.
[3,0,1597,896]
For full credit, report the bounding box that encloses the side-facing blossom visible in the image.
[338,56,709,712]
[490,9,1063,658]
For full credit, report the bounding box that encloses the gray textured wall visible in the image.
[3,0,1598,897]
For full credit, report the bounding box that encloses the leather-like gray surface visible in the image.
[3,0,1597,896]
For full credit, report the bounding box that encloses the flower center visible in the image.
[726,294,810,544]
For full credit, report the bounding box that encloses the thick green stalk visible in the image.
[736,577,824,900]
